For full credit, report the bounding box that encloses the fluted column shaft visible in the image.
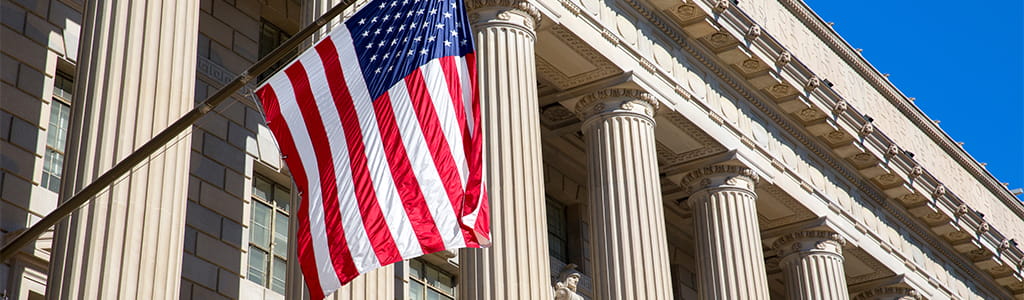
[458,2,551,299]
[682,165,771,300]
[774,231,850,300]
[46,0,199,299]
[576,89,673,300]
[281,1,396,299]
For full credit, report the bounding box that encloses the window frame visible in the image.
[546,197,569,262]
[257,19,297,83]
[41,72,74,193]
[407,258,457,300]
[247,174,291,294]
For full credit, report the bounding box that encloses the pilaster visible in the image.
[576,89,672,299]
[457,1,551,299]
[46,0,200,299]
[682,165,771,300]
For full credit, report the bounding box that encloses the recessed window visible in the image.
[258,20,297,82]
[408,259,456,300]
[546,198,568,262]
[247,174,291,294]
[41,72,73,193]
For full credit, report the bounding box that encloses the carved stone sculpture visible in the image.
[553,264,584,300]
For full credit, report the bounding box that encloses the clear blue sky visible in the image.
[803,0,1024,200]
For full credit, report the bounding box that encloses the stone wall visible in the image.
[182,0,302,299]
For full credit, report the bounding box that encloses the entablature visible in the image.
[527,0,1024,298]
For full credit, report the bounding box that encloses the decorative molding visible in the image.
[852,286,923,300]
[656,110,728,166]
[541,104,578,128]
[466,0,541,26]
[846,248,894,284]
[773,230,846,259]
[574,89,658,121]
[756,185,817,229]
[679,164,758,193]
[535,25,620,90]
[773,0,1024,225]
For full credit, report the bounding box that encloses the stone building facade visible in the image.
[2,0,1023,299]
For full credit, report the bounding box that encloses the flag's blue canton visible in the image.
[347,0,475,100]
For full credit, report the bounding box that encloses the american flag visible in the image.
[254,0,488,297]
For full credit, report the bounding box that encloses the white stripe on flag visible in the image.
[297,51,381,273]
[421,60,469,188]
[456,57,474,136]
[328,27,423,259]
[387,79,465,250]
[265,75,342,292]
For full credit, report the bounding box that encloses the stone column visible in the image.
[574,89,673,299]
[682,165,771,300]
[852,287,923,300]
[458,1,552,299]
[774,231,850,300]
[46,0,199,299]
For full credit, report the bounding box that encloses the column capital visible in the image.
[679,164,758,197]
[852,287,923,300]
[574,89,658,124]
[467,0,541,30]
[773,230,847,259]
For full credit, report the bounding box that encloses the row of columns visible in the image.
[461,2,913,300]
[44,0,920,299]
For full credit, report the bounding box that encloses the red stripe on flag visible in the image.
[314,40,404,266]
[438,56,472,161]
[256,85,326,299]
[372,93,447,254]
[463,53,489,246]
[283,64,363,283]
[403,69,472,245]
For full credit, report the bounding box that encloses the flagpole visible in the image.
[0,0,357,261]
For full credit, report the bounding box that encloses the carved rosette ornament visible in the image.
[466,0,541,31]
[675,4,700,20]
[851,287,923,300]
[574,89,659,126]
[773,231,851,300]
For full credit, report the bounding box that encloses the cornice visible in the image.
[774,0,1024,219]
[617,0,1012,297]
